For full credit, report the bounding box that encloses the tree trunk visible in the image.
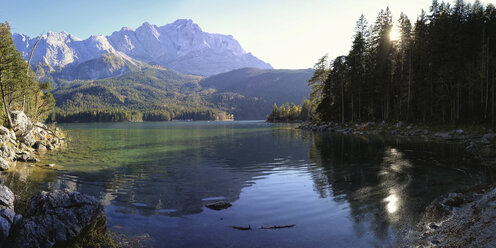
[351,93,354,123]
[493,72,495,127]
[407,54,412,121]
[0,70,12,128]
[485,38,490,119]
[341,80,344,124]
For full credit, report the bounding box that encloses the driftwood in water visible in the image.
[231,225,251,230]
[260,224,296,229]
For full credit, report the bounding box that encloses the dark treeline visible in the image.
[53,109,234,123]
[310,0,496,125]
[267,100,313,122]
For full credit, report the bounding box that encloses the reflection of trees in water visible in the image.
[5,125,494,245]
[306,133,495,243]
[46,124,310,217]
[1,164,58,213]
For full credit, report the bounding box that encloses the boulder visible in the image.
[0,127,8,136]
[0,144,14,161]
[0,158,9,171]
[18,131,35,147]
[0,185,14,210]
[10,111,32,136]
[442,192,466,207]
[15,152,39,163]
[396,121,404,128]
[482,133,496,143]
[434,132,450,139]
[32,141,47,152]
[9,190,106,248]
[0,208,14,247]
[46,143,55,151]
[8,131,15,143]
[205,201,232,210]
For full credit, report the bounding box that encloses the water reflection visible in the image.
[2,122,495,247]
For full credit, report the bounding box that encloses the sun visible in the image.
[390,24,401,41]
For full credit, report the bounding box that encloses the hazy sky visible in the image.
[0,0,492,69]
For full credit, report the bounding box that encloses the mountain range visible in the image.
[13,19,272,78]
[12,19,312,121]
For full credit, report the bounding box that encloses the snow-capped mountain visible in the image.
[12,19,272,78]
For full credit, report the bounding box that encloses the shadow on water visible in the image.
[2,121,495,247]
[306,132,495,244]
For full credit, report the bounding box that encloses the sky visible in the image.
[0,0,493,69]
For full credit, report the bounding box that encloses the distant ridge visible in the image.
[12,19,272,79]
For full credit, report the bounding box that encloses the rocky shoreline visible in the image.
[409,185,496,247]
[0,111,64,169]
[298,121,496,165]
[0,112,111,247]
[299,121,496,247]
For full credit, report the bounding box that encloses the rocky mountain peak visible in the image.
[13,19,272,78]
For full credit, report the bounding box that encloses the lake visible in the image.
[3,121,495,247]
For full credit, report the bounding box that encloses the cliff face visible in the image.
[13,19,272,79]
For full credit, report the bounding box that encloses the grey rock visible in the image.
[11,111,33,136]
[423,130,429,135]
[19,131,35,147]
[434,132,450,138]
[0,158,9,171]
[0,144,15,161]
[9,190,106,248]
[15,152,39,163]
[19,143,27,151]
[456,129,464,134]
[0,185,14,210]
[205,201,232,211]
[396,121,404,128]
[0,126,8,136]
[33,141,47,152]
[482,133,496,142]
[428,222,439,230]
[8,131,15,143]
[0,208,14,246]
[442,192,466,207]
[46,143,54,151]
[13,214,22,225]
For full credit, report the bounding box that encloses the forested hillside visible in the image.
[50,67,312,122]
[309,0,496,125]
[51,67,232,122]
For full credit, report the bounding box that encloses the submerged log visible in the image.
[260,224,296,229]
[231,225,251,230]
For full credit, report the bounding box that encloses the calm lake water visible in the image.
[3,121,495,247]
